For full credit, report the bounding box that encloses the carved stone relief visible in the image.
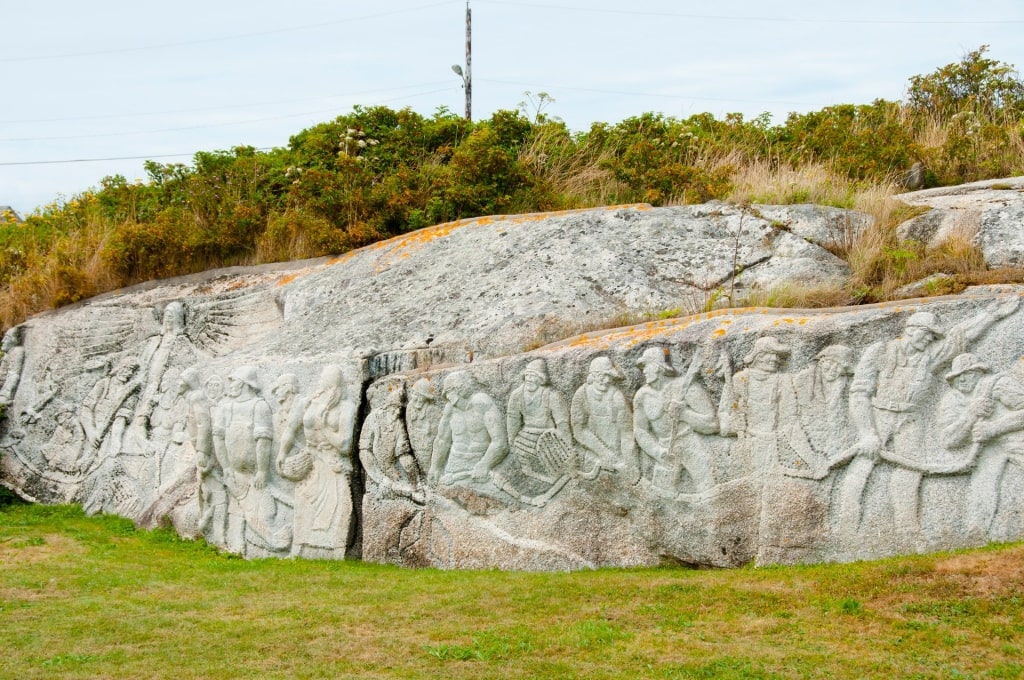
[4,278,1024,571]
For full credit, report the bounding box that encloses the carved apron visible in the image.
[224,398,284,555]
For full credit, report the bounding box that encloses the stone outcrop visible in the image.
[897,176,1024,267]
[3,200,1024,570]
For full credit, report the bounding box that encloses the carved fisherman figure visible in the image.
[571,357,637,481]
[938,353,1024,541]
[506,359,573,483]
[406,378,440,472]
[719,337,804,475]
[429,370,508,486]
[179,367,224,543]
[841,298,1019,543]
[633,347,718,493]
[213,366,288,556]
[360,382,420,501]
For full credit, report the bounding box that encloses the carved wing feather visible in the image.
[185,290,283,357]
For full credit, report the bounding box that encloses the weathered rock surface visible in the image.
[2,201,1024,570]
[896,176,1024,266]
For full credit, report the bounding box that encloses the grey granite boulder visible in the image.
[896,176,1024,267]
[3,202,1024,569]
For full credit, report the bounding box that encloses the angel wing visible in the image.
[185,289,283,357]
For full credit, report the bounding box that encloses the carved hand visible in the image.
[471,461,490,481]
[970,397,995,420]
[854,433,881,460]
[972,422,996,443]
[253,474,267,490]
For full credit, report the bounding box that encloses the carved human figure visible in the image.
[212,366,287,555]
[429,370,508,486]
[80,356,141,463]
[277,365,357,558]
[137,301,197,422]
[506,359,574,482]
[718,337,803,475]
[633,347,718,492]
[571,357,637,480]
[20,364,58,426]
[841,298,1020,542]
[791,344,856,476]
[270,373,300,445]
[0,326,26,413]
[40,403,86,473]
[359,382,420,501]
[938,353,1024,541]
[178,367,225,543]
[140,367,189,486]
[406,378,440,471]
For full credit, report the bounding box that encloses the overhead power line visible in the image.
[0,81,456,126]
[475,0,1024,24]
[0,86,458,143]
[0,1,459,63]
[0,151,275,167]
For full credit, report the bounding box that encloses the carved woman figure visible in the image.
[277,365,358,559]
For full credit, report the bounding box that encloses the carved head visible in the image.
[945,353,989,393]
[271,373,299,404]
[815,345,854,382]
[204,374,224,402]
[179,367,201,395]
[409,378,435,408]
[113,357,140,382]
[1,326,22,352]
[228,366,260,398]
[442,370,475,406]
[317,365,345,393]
[905,312,943,351]
[162,301,186,335]
[384,383,405,410]
[587,357,623,393]
[637,347,676,384]
[523,359,549,390]
[743,337,789,372]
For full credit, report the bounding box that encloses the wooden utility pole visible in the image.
[464,1,472,121]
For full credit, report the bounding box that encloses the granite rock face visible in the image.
[896,176,1024,267]
[3,202,1024,569]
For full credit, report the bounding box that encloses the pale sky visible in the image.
[3,0,1023,214]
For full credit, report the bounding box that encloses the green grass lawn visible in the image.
[2,502,1022,679]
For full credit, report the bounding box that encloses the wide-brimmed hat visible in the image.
[411,378,436,400]
[945,353,990,382]
[906,311,944,338]
[815,344,854,373]
[744,336,790,366]
[229,365,260,391]
[636,346,677,375]
[589,356,623,379]
[523,358,550,382]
